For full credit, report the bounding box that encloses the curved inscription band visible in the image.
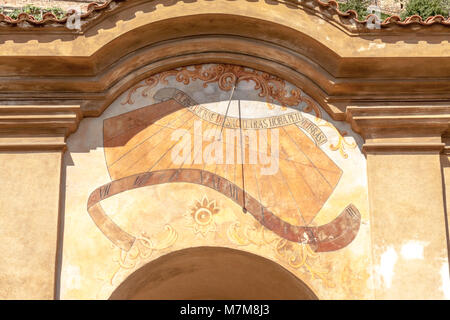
[154,87,328,145]
[87,169,361,253]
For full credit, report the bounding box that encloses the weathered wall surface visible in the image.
[60,63,373,299]
[368,152,449,299]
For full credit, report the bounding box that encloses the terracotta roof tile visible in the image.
[0,0,121,28]
[0,0,449,30]
[310,0,450,29]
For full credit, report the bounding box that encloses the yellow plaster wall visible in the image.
[0,151,62,299]
[367,152,450,299]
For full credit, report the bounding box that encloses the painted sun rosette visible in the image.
[86,63,369,256]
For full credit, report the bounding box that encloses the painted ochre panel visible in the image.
[62,64,372,299]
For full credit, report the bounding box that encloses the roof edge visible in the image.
[0,0,449,31]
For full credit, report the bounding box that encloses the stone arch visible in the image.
[109,246,319,300]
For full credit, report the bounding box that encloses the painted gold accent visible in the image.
[227,222,334,287]
[109,225,178,286]
[315,120,357,159]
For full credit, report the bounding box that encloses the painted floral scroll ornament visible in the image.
[315,120,358,159]
[227,221,334,287]
[122,64,322,116]
[109,225,178,286]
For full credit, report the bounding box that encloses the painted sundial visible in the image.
[86,64,364,254]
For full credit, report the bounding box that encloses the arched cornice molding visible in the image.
[79,39,340,118]
[2,0,450,69]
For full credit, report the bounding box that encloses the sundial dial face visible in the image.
[86,64,366,253]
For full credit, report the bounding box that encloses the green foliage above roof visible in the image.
[401,0,450,19]
[0,4,65,19]
[338,0,372,20]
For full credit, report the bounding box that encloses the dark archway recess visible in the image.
[109,246,319,300]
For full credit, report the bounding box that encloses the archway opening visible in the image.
[109,246,318,300]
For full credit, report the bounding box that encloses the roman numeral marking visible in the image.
[229,185,239,202]
[134,174,150,187]
[346,205,359,220]
[99,184,111,199]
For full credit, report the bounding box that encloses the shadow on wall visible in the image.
[109,246,319,300]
